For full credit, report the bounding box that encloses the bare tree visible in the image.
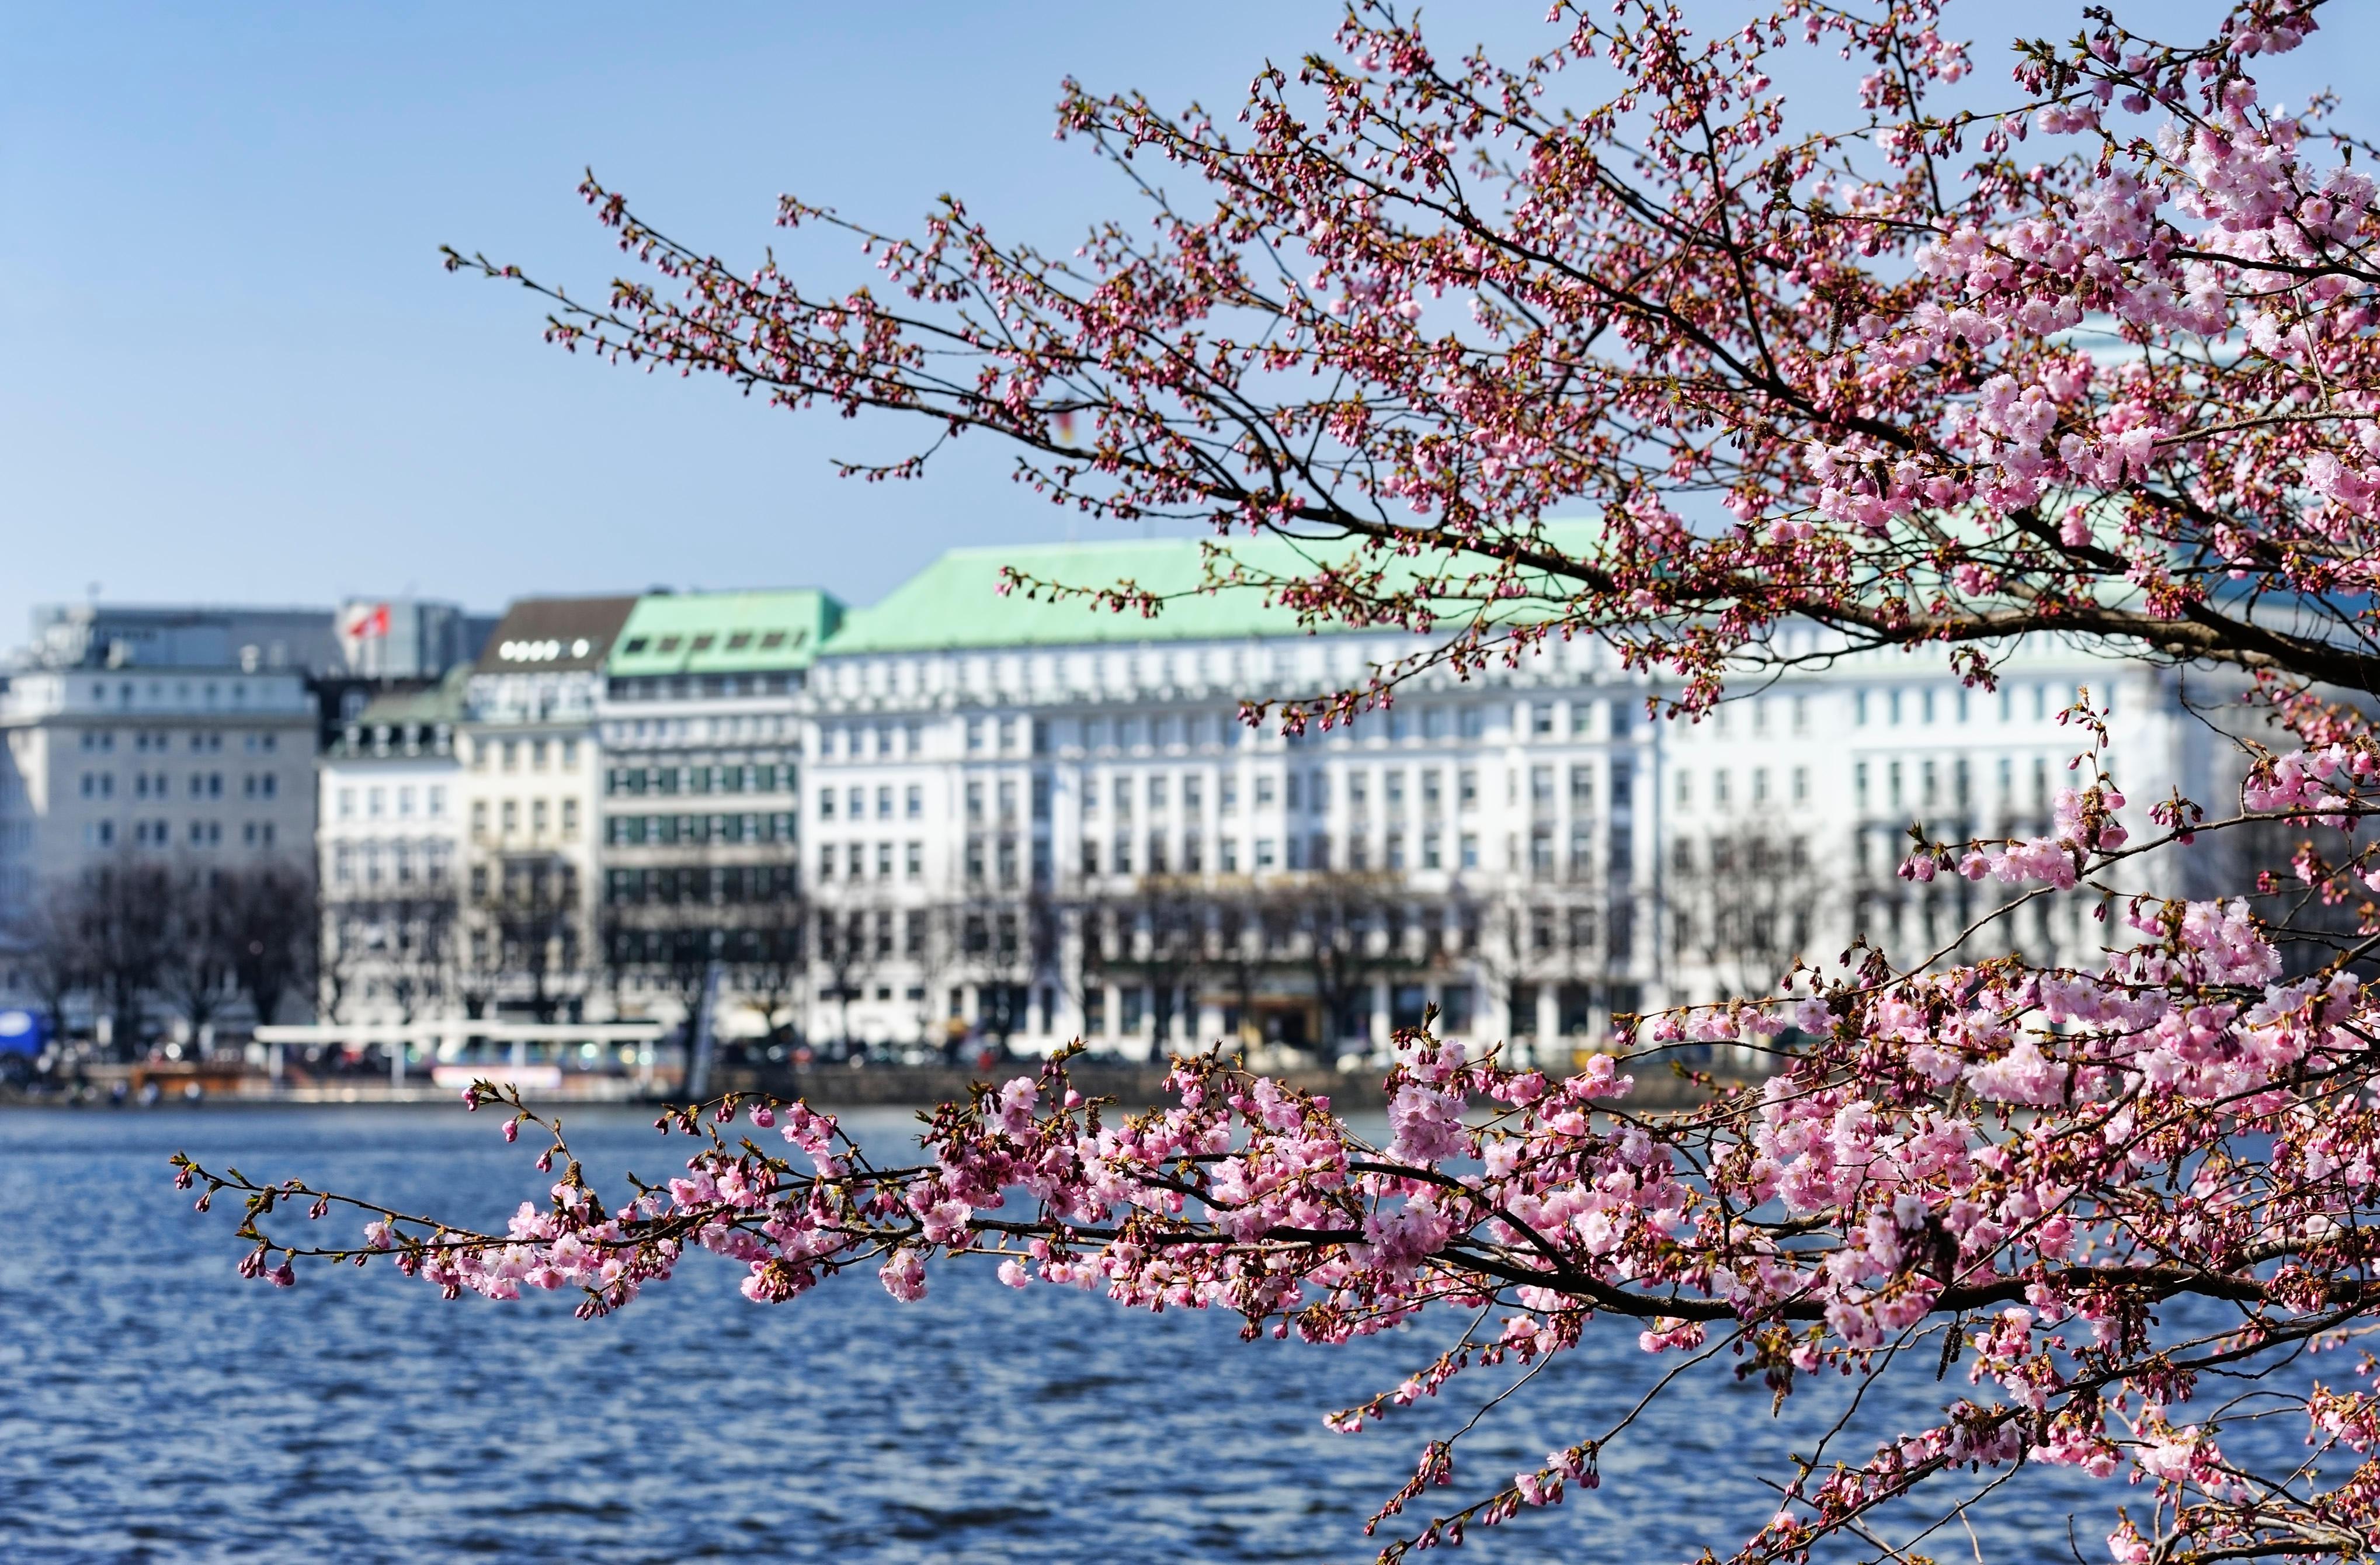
[733,879,808,1058]
[221,860,318,1031]
[86,856,174,1057]
[477,853,583,1023]
[607,852,728,1053]
[10,878,91,1048]
[811,900,874,1049]
[1667,819,1826,1006]
[158,862,238,1046]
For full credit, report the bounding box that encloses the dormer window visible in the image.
[759,631,787,649]
[690,634,716,652]
[726,632,753,650]
[621,637,649,654]
[655,636,683,653]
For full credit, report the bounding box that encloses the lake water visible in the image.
[0,1105,2310,1563]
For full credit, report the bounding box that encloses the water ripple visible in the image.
[0,1106,2311,1563]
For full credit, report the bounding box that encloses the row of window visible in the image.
[606,670,804,699]
[1852,682,2093,728]
[605,713,797,746]
[330,842,454,886]
[819,839,928,882]
[471,798,580,838]
[1672,765,1811,812]
[817,700,1659,765]
[605,812,797,846]
[84,820,276,848]
[606,762,797,797]
[1850,755,2059,817]
[467,737,582,773]
[81,678,281,710]
[1074,829,1499,877]
[606,926,803,964]
[1064,759,1641,822]
[826,782,928,821]
[79,771,279,800]
[334,784,450,820]
[81,728,276,753]
[603,865,801,904]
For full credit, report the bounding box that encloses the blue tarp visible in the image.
[0,1010,47,1053]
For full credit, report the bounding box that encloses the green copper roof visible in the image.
[609,589,844,676]
[821,525,1606,655]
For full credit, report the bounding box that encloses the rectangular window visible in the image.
[1458,769,1478,810]
[906,842,922,879]
[1459,832,1479,870]
[561,799,578,836]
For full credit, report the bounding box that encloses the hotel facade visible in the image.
[419,537,2221,1067]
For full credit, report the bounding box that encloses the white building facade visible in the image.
[0,666,317,897]
[317,671,467,1024]
[790,540,2221,1065]
[456,596,638,1022]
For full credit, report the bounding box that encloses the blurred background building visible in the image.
[0,551,2229,1075]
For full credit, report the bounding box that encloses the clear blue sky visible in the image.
[4,2,2367,637]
